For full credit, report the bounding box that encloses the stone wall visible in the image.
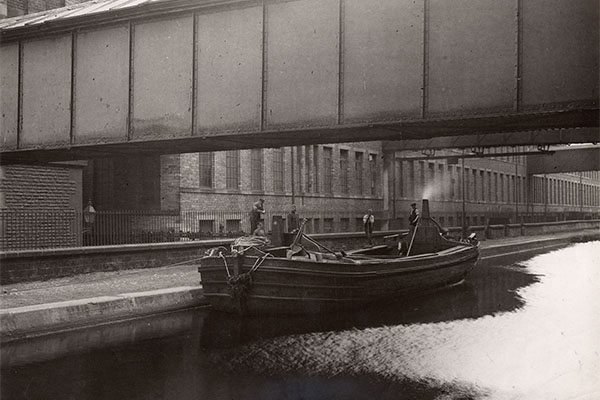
[2,220,598,284]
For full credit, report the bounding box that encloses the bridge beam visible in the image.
[383,127,599,152]
[1,0,598,163]
[1,110,598,165]
[527,147,600,174]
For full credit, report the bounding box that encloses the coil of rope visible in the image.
[231,236,270,255]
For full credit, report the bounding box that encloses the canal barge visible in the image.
[198,200,480,315]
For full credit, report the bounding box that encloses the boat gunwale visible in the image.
[199,245,479,278]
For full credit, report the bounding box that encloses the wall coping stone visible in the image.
[2,221,597,260]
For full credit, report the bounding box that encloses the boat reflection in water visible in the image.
[199,253,539,349]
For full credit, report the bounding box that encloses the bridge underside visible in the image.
[1,108,597,165]
[1,0,598,164]
[383,127,598,152]
[527,147,600,174]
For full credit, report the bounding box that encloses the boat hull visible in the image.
[198,244,479,315]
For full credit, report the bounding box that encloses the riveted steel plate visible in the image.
[521,0,599,108]
[428,0,516,115]
[21,35,72,147]
[265,0,339,129]
[131,16,193,138]
[196,6,262,133]
[343,0,423,122]
[0,44,19,149]
[74,25,129,143]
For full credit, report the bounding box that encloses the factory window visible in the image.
[293,146,303,193]
[198,219,214,235]
[439,164,445,200]
[340,218,350,232]
[472,169,478,202]
[409,162,416,198]
[225,150,239,189]
[305,146,312,193]
[324,218,334,233]
[355,152,364,195]
[226,219,241,233]
[324,147,333,193]
[480,170,485,202]
[448,165,454,199]
[397,160,404,198]
[486,171,492,202]
[250,149,263,191]
[313,145,320,193]
[198,152,213,188]
[340,150,349,194]
[273,148,284,192]
[370,154,378,195]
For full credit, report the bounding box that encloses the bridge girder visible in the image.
[1,0,598,164]
[383,127,599,152]
[527,147,600,174]
[0,109,597,165]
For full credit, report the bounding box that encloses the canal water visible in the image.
[2,242,599,400]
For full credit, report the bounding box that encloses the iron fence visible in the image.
[0,209,369,251]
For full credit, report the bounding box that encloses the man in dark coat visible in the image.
[408,202,420,227]
[287,204,300,233]
[250,198,265,234]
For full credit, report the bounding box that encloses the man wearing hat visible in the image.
[250,198,266,234]
[363,209,375,245]
[408,202,420,227]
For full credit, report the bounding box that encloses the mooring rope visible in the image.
[249,253,272,273]
[218,251,231,278]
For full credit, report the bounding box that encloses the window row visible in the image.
[531,176,600,206]
[395,160,526,204]
[197,146,379,196]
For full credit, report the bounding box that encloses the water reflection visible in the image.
[2,243,598,400]
[206,242,600,400]
[199,259,539,349]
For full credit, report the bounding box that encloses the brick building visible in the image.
[83,143,600,235]
[0,0,86,18]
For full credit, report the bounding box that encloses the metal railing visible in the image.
[0,209,368,251]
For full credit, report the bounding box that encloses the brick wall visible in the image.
[1,165,78,210]
[178,143,384,214]
[0,164,83,250]
[2,0,89,19]
[27,0,63,13]
[5,0,26,16]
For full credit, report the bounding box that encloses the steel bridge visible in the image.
[1,0,598,164]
